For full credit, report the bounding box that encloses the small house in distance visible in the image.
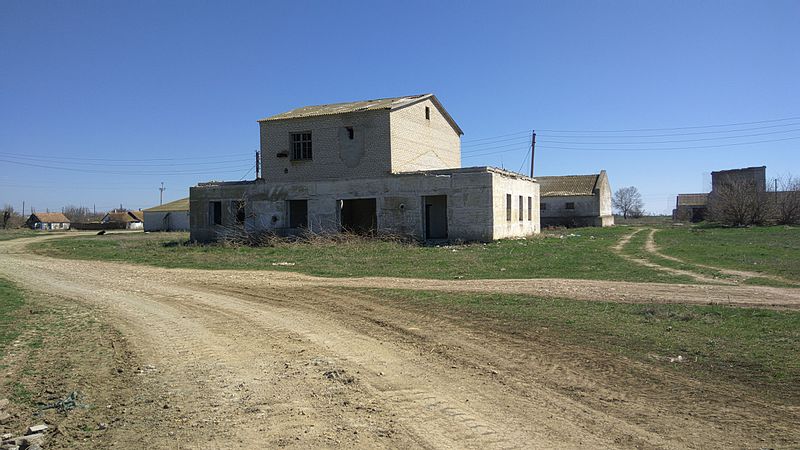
[672,193,709,222]
[101,210,144,230]
[143,198,190,231]
[537,171,614,227]
[25,212,71,230]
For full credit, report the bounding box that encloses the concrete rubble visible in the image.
[0,398,51,450]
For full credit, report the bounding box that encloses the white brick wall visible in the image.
[390,98,461,173]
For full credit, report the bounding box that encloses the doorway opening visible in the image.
[423,195,448,240]
[340,198,377,234]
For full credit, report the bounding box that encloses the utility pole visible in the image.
[530,130,537,178]
[159,182,166,205]
[22,201,25,217]
[255,150,261,180]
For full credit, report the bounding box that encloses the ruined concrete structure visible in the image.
[190,94,540,242]
[536,171,614,227]
[673,166,766,222]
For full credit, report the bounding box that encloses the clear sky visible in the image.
[1,1,798,214]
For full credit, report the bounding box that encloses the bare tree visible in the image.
[612,186,645,219]
[707,178,769,226]
[1,204,23,229]
[62,205,100,223]
[770,175,800,225]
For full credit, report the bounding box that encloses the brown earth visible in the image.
[1,235,799,448]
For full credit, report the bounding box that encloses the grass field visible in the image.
[655,226,800,281]
[31,228,696,283]
[368,288,800,394]
[0,229,37,241]
[0,278,26,356]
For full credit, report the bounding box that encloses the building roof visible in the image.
[103,211,143,223]
[29,212,70,223]
[258,93,464,135]
[676,193,709,206]
[144,197,190,213]
[711,165,766,175]
[536,174,601,197]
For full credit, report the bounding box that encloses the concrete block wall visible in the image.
[390,98,461,173]
[259,109,392,183]
[490,173,540,239]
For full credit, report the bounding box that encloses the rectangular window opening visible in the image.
[528,196,532,221]
[425,106,430,120]
[540,202,547,210]
[208,201,222,225]
[345,126,354,140]
[233,200,246,224]
[565,202,575,210]
[291,132,313,160]
[506,194,512,222]
[518,196,524,221]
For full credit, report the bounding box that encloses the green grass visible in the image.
[655,226,800,281]
[0,229,37,241]
[31,228,692,283]
[0,278,26,356]
[368,289,800,392]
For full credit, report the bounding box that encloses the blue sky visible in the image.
[1,1,798,214]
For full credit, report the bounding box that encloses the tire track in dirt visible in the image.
[611,228,727,284]
[3,237,799,447]
[644,228,800,286]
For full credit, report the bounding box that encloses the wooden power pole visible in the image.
[530,130,537,178]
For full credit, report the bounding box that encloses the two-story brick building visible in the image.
[189,94,539,242]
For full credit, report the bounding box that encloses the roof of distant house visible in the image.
[536,173,602,197]
[144,197,190,213]
[676,193,709,206]
[29,212,70,223]
[258,93,464,135]
[102,211,143,223]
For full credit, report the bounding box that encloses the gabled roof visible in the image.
[29,212,70,223]
[676,193,709,206]
[102,211,143,223]
[144,197,189,213]
[537,174,601,197]
[258,93,464,135]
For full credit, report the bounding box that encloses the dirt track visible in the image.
[1,236,798,448]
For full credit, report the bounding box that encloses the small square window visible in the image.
[565,202,575,210]
[540,203,547,210]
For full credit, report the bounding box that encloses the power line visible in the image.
[537,127,800,145]
[0,151,253,163]
[0,153,253,167]
[540,121,800,138]
[537,135,800,152]
[536,115,800,133]
[0,158,251,175]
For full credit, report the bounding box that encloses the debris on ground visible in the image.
[38,391,84,413]
[323,369,355,384]
[1,420,51,450]
[271,262,296,266]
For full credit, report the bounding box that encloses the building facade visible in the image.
[672,166,768,222]
[143,198,190,231]
[190,94,540,242]
[536,171,614,227]
[25,212,70,230]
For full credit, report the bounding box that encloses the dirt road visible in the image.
[1,236,798,448]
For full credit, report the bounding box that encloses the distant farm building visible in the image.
[25,212,70,230]
[537,171,614,227]
[101,210,144,230]
[673,166,767,222]
[143,198,190,231]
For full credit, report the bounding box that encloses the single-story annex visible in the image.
[143,198,190,231]
[190,94,540,242]
[537,171,614,227]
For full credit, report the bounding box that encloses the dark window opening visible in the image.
[345,126,354,140]
[565,202,575,210]
[287,200,308,229]
[519,196,524,221]
[506,194,512,221]
[340,198,377,234]
[291,132,312,160]
[233,200,246,224]
[425,106,430,120]
[208,201,222,225]
[528,197,532,221]
[540,203,547,210]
